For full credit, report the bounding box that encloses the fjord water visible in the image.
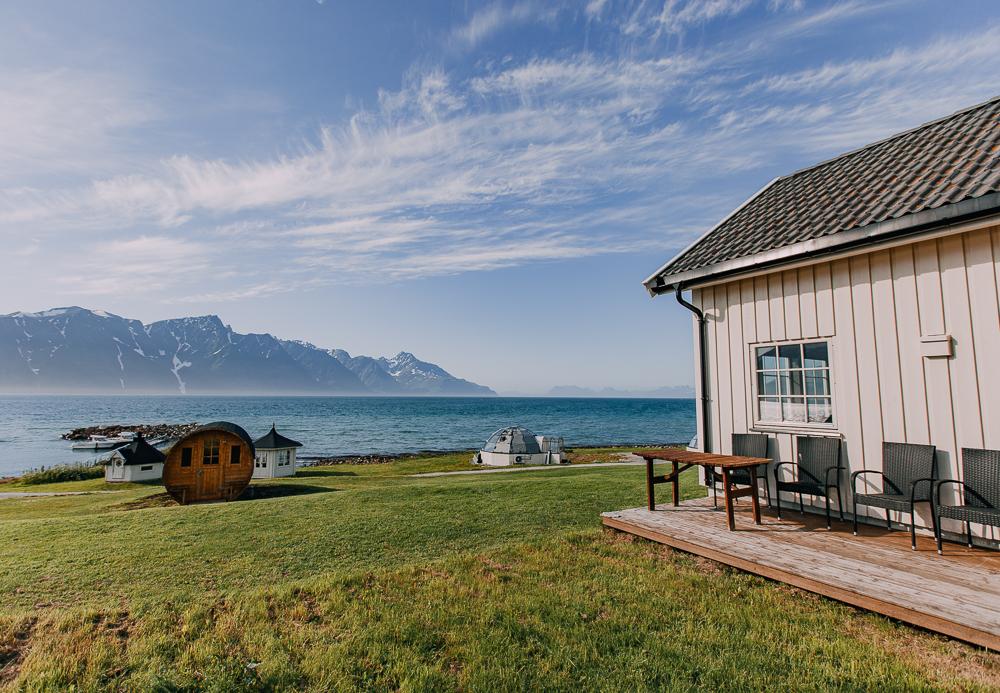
[0,396,696,477]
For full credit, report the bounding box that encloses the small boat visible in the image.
[71,434,133,451]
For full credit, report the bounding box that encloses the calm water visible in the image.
[0,396,696,477]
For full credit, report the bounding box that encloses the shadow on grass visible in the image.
[239,484,335,500]
[292,468,358,478]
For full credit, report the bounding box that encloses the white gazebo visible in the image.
[252,425,303,478]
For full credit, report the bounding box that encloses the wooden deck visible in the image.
[602,497,1000,649]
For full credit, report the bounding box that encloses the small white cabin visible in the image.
[474,426,565,466]
[104,433,165,483]
[252,425,303,478]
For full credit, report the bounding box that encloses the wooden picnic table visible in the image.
[632,449,772,530]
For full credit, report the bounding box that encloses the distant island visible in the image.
[546,385,695,398]
[0,307,496,396]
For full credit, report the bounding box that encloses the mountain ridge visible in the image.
[0,307,496,396]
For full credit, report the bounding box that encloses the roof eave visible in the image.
[645,192,1000,294]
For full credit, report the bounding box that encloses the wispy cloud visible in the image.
[449,1,556,49]
[2,5,999,303]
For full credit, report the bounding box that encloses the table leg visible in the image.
[722,467,735,531]
[645,457,655,511]
[748,464,761,525]
[672,461,679,506]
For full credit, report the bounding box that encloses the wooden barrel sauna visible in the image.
[162,422,255,504]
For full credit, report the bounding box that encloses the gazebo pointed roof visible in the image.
[253,424,303,450]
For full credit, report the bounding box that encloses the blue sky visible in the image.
[2,1,999,393]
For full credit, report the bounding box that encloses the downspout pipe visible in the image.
[674,284,711,454]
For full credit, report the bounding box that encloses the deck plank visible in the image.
[602,498,1000,649]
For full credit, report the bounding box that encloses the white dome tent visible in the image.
[474,426,565,466]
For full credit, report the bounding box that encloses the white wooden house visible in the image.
[252,425,303,478]
[643,96,1000,541]
[104,433,166,483]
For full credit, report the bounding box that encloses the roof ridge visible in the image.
[775,94,1000,183]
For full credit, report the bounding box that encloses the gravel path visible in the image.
[411,458,646,477]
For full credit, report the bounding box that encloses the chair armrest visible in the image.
[908,477,935,504]
[773,461,795,482]
[851,469,884,494]
[934,479,966,507]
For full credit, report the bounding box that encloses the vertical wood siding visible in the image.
[691,225,1000,539]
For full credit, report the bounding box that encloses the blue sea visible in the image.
[0,396,696,477]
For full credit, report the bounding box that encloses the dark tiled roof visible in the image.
[253,424,303,449]
[652,96,1000,282]
[116,434,166,466]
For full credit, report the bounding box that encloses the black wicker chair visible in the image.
[851,442,936,550]
[728,433,771,506]
[934,448,1000,554]
[773,436,844,529]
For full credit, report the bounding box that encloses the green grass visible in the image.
[15,462,104,485]
[0,450,996,690]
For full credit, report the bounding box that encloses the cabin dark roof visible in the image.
[253,425,303,449]
[645,96,1000,291]
[189,421,255,449]
[115,434,166,466]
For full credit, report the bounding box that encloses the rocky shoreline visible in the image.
[61,423,199,441]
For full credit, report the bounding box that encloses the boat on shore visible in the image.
[70,432,135,451]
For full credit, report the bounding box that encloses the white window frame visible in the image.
[749,338,838,433]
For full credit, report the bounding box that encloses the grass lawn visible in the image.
[0,449,996,690]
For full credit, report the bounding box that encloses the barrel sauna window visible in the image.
[203,439,220,465]
[231,445,241,464]
[181,447,192,467]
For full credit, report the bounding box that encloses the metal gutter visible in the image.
[674,285,710,455]
[646,192,1000,295]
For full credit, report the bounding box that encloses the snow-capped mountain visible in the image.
[0,307,496,396]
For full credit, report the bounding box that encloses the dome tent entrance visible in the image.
[475,426,565,466]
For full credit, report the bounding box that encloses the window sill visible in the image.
[750,422,840,437]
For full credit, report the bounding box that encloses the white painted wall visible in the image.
[690,221,1000,540]
[253,448,297,478]
[479,451,564,466]
[105,459,163,482]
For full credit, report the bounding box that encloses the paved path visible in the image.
[411,458,646,477]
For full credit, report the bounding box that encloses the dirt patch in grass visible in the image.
[0,617,37,685]
[111,492,178,511]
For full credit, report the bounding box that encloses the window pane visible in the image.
[759,397,780,422]
[782,397,807,423]
[231,445,241,464]
[804,369,830,395]
[803,342,829,368]
[756,346,777,370]
[758,372,778,396]
[807,397,833,424]
[777,344,802,369]
[779,371,803,396]
[181,448,192,467]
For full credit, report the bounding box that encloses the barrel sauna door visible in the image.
[197,438,223,499]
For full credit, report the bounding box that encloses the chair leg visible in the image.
[886,511,891,530]
[910,506,917,551]
[935,517,943,555]
[798,493,804,515]
[711,471,718,508]
[825,493,831,529]
[762,472,772,508]
[852,496,859,536]
[967,522,973,548]
[837,488,845,521]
